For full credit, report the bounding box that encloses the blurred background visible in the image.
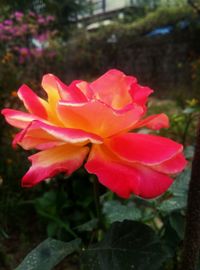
[0,1,200,269]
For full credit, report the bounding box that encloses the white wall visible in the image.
[105,0,130,12]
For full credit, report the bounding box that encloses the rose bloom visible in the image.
[2,69,186,199]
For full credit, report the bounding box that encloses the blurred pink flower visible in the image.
[14,11,24,21]
[28,11,36,17]
[37,17,46,25]
[31,48,43,58]
[18,47,30,63]
[4,20,13,25]
[46,15,55,22]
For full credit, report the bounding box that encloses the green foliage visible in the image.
[99,168,191,269]
[43,0,88,25]
[0,0,33,13]
[168,212,185,239]
[84,4,196,41]
[148,98,200,146]
[15,238,81,270]
[75,219,98,233]
[30,172,100,241]
[34,189,77,238]
[158,168,191,213]
[102,168,191,225]
[125,4,194,34]
[103,200,142,223]
[81,220,168,270]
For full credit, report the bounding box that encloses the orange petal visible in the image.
[90,69,136,110]
[41,74,61,107]
[57,100,143,137]
[13,120,103,150]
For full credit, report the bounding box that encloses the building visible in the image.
[77,0,188,30]
[77,0,154,29]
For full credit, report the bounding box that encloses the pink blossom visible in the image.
[1,69,187,199]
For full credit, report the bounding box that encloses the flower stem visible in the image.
[92,176,101,223]
[179,117,200,270]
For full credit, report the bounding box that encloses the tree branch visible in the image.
[188,0,200,14]
[179,117,200,270]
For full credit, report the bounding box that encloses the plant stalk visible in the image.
[92,176,101,223]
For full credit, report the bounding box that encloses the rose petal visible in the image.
[1,108,41,128]
[13,129,64,150]
[106,133,183,165]
[130,84,153,109]
[151,153,187,174]
[85,145,173,199]
[133,164,174,199]
[133,113,169,130]
[76,81,93,100]
[61,80,88,102]
[57,100,143,137]
[22,144,89,187]
[17,84,48,118]
[90,69,136,109]
[85,145,139,198]
[42,74,89,104]
[41,74,61,107]
[14,120,103,150]
[41,74,70,124]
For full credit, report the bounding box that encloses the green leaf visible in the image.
[103,200,142,223]
[161,216,180,257]
[169,212,185,239]
[47,222,59,237]
[81,220,168,270]
[75,218,98,232]
[158,198,186,213]
[158,168,191,213]
[184,145,194,159]
[170,168,191,195]
[15,238,81,270]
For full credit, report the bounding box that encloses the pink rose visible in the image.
[1,69,187,198]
